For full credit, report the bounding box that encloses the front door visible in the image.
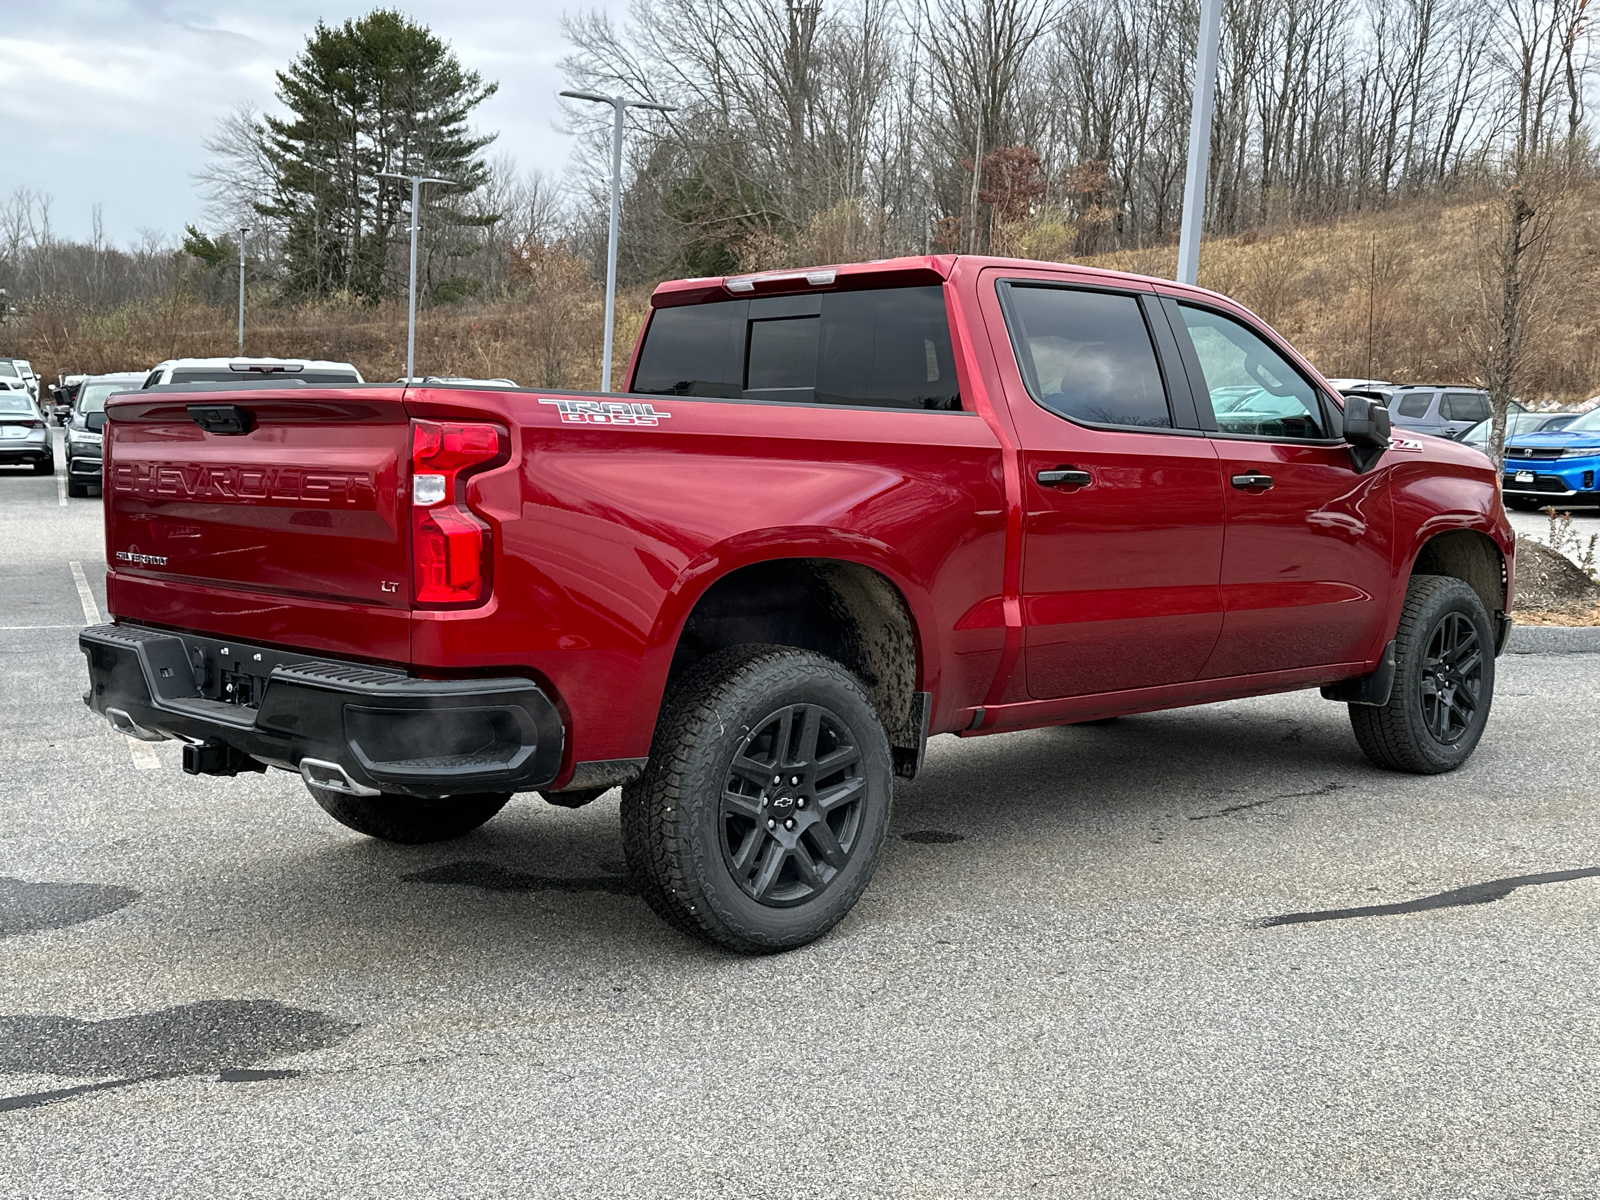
[1166,300,1393,677]
[988,278,1227,699]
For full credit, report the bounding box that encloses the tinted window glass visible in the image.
[632,286,961,410]
[1178,304,1324,438]
[1442,391,1490,422]
[0,363,17,378]
[1003,285,1170,428]
[816,286,960,410]
[747,316,819,396]
[1397,392,1433,418]
[632,301,746,397]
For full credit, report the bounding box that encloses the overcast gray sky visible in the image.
[0,0,629,245]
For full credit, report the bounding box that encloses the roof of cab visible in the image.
[646,253,1238,309]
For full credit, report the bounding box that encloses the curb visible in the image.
[1506,625,1600,654]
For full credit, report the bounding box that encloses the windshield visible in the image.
[0,396,35,415]
[1562,407,1600,433]
[78,381,139,412]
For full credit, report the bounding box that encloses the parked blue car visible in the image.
[1502,406,1600,509]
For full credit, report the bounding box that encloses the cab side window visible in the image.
[1176,304,1326,439]
[1002,285,1172,428]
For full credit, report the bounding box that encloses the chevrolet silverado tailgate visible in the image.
[103,388,413,662]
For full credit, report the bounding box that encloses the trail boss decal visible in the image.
[540,399,672,427]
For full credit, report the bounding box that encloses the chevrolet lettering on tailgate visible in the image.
[111,462,377,506]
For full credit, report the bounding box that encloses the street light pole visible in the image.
[378,171,451,383]
[560,90,676,392]
[1176,0,1224,286]
[237,227,249,356]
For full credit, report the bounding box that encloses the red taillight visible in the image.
[410,420,504,606]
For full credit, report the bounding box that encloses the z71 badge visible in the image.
[540,399,672,427]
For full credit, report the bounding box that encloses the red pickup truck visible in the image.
[81,255,1514,953]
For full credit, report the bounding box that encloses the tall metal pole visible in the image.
[379,171,450,382]
[561,91,676,393]
[237,227,248,355]
[603,99,625,393]
[406,176,421,384]
[1176,0,1224,286]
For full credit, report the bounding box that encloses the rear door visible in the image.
[984,273,1227,699]
[1165,300,1394,677]
[1439,390,1490,439]
[103,388,414,661]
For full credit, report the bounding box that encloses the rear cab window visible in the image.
[631,285,962,411]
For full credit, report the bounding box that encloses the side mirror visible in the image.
[86,411,107,433]
[1343,394,1391,473]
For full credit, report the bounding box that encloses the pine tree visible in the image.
[258,9,498,301]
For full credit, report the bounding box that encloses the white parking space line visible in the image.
[67,560,158,769]
[0,624,82,631]
[56,473,66,506]
[69,560,101,624]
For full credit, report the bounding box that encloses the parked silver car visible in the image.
[1383,385,1502,439]
[0,391,52,475]
[65,372,144,497]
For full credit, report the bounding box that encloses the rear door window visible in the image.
[631,286,961,411]
[1397,392,1434,418]
[1441,391,1490,422]
[1000,285,1172,428]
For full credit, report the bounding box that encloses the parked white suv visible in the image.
[141,357,365,388]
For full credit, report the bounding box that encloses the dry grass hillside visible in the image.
[1087,185,1600,405]
[10,188,1600,402]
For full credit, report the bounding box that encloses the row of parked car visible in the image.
[1328,378,1600,510]
[7,356,522,498]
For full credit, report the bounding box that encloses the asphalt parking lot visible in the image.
[2,434,1599,1198]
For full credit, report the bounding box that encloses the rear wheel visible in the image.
[306,785,509,844]
[622,646,893,954]
[1349,575,1495,774]
[32,457,53,476]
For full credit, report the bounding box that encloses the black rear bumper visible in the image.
[80,623,564,798]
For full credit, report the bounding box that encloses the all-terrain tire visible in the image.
[306,785,509,844]
[621,645,894,954]
[1349,574,1495,774]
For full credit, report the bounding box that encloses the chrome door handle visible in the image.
[1036,468,1091,488]
[1231,473,1274,490]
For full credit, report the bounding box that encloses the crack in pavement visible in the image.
[1258,867,1600,927]
[0,1000,354,1113]
[1191,782,1348,821]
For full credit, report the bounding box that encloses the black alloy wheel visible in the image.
[1417,611,1482,746]
[720,702,866,907]
[622,645,894,954]
[1348,574,1495,774]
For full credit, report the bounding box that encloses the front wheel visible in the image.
[306,784,509,843]
[622,646,894,954]
[1348,575,1495,774]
